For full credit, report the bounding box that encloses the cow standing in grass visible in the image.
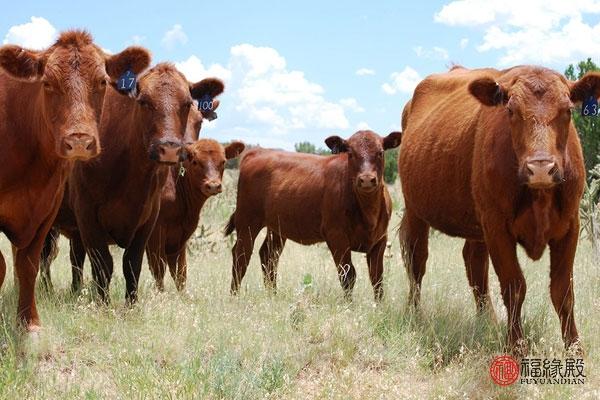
[226,130,401,300]
[399,65,595,354]
[0,30,150,331]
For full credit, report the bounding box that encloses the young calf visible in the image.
[225,130,401,300]
[146,137,245,291]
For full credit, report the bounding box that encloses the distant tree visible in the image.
[384,148,399,184]
[294,141,331,155]
[565,58,600,178]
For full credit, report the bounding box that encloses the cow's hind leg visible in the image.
[400,209,430,307]
[230,220,262,295]
[258,230,286,291]
[70,234,86,293]
[463,240,496,321]
[39,228,60,292]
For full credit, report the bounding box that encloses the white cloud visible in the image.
[175,55,231,83]
[414,45,449,60]
[356,67,375,76]
[340,97,365,113]
[435,0,600,65]
[161,24,188,50]
[131,35,146,44]
[382,66,421,95]
[356,121,371,130]
[460,37,469,49]
[3,16,57,50]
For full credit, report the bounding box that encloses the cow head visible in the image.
[185,139,244,196]
[134,63,224,164]
[0,30,151,160]
[325,130,402,194]
[469,67,600,189]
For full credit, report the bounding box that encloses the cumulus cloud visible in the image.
[340,97,365,113]
[356,121,371,130]
[356,67,375,76]
[435,0,600,65]
[382,66,422,95]
[414,45,449,60]
[175,44,350,140]
[161,24,188,50]
[3,16,57,50]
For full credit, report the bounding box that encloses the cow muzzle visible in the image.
[202,180,222,196]
[149,141,187,164]
[60,133,98,160]
[524,155,562,189]
[356,173,379,193]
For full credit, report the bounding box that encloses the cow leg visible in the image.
[0,250,6,290]
[549,222,580,352]
[167,250,187,291]
[123,230,152,304]
[327,241,356,300]
[230,223,261,295]
[483,224,527,354]
[462,240,496,320]
[87,244,113,303]
[366,237,387,302]
[147,246,167,292]
[258,230,286,291]
[39,228,60,292]
[70,234,86,293]
[400,209,430,307]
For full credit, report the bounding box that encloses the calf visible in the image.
[44,64,225,303]
[399,65,594,354]
[146,136,245,291]
[226,130,401,299]
[0,30,150,331]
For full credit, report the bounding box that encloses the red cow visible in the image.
[399,65,594,354]
[226,130,401,300]
[0,30,150,331]
[146,135,245,291]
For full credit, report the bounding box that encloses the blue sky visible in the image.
[2,1,600,149]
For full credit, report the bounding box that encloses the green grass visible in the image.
[0,170,598,399]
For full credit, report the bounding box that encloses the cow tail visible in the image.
[224,211,236,236]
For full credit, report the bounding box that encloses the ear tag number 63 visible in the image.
[582,95,598,117]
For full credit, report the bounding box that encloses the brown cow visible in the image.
[399,65,595,354]
[41,64,225,303]
[225,130,402,299]
[0,30,150,331]
[146,136,245,291]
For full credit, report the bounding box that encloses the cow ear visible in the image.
[105,46,151,81]
[0,45,44,80]
[190,78,225,100]
[325,135,348,154]
[569,72,600,103]
[225,141,245,160]
[383,131,402,150]
[469,77,508,106]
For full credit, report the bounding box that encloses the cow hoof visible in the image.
[566,340,584,357]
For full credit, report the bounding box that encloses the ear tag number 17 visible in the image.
[582,95,598,117]
[117,69,136,93]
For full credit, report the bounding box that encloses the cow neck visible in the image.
[352,183,385,231]
[178,172,209,220]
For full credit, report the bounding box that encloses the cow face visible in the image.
[185,139,244,197]
[135,64,224,164]
[469,68,600,189]
[325,130,402,194]
[0,30,151,160]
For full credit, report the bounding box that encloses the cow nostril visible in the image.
[65,142,73,151]
[370,177,376,185]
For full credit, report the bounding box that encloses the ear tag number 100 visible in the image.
[117,70,136,93]
[582,95,598,117]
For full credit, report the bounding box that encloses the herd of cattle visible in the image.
[0,30,596,355]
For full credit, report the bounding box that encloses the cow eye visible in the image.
[377,150,384,157]
[99,79,108,88]
[42,81,53,92]
[138,98,152,108]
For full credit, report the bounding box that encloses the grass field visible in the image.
[0,170,598,399]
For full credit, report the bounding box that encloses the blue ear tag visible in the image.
[582,95,598,117]
[198,95,218,121]
[117,69,136,93]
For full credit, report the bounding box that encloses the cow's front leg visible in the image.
[366,237,386,302]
